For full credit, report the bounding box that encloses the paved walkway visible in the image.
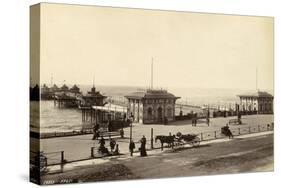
[45,130,273,173]
[38,114,273,165]
[41,132,273,184]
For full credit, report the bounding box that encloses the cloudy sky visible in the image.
[39,3,274,90]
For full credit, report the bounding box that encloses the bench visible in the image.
[229,118,241,125]
[99,131,121,138]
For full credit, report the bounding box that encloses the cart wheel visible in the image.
[192,141,200,147]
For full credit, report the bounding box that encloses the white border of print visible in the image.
[0,0,280,188]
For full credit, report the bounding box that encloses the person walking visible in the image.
[129,140,135,156]
[92,124,100,140]
[109,138,116,152]
[225,124,233,139]
[140,135,147,157]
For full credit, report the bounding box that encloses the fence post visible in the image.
[201,133,203,141]
[151,128,154,149]
[214,131,216,139]
[238,128,240,135]
[91,147,94,158]
[61,151,64,164]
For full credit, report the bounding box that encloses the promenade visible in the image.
[41,132,274,184]
[37,114,273,165]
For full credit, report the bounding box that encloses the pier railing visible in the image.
[198,123,273,141]
[39,128,94,139]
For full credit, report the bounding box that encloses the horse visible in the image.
[155,135,176,151]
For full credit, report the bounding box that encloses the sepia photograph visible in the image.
[30,3,274,185]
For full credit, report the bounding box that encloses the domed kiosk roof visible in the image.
[238,90,273,98]
[60,84,69,90]
[51,84,59,89]
[125,89,180,100]
[71,84,79,90]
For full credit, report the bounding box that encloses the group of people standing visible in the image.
[98,136,120,155]
[95,132,148,157]
[129,135,147,157]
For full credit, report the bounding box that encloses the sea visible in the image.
[31,85,273,133]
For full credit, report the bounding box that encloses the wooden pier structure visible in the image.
[54,94,78,108]
[80,104,128,131]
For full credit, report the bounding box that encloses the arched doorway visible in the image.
[167,107,172,118]
[157,107,163,123]
[147,107,153,120]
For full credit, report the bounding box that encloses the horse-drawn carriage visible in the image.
[155,132,200,151]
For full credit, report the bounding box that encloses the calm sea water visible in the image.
[36,85,272,133]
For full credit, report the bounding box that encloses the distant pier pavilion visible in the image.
[77,85,106,107]
[52,84,81,108]
[238,91,274,114]
[125,89,180,124]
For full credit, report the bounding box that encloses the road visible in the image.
[41,133,273,184]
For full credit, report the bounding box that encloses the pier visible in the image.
[80,104,128,130]
[54,94,77,108]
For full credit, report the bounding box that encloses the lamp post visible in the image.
[207,104,210,126]
[129,114,134,143]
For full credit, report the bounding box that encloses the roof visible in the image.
[51,84,58,89]
[238,90,273,98]
[71,84,79,90]
[60,84,69,90]
[125,89,180,100]
[42,84,49,89]
[83,91,106,98]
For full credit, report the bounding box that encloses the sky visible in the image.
[38,3,274,90]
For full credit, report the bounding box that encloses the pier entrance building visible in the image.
[238,91,273,114]
[125,89,180,124]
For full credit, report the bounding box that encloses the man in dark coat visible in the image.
[139,135,147,157]
[129,140,135,156]
[109,138,116,152]
[92,124,100,140]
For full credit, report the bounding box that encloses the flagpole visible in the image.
[151,57,153,89]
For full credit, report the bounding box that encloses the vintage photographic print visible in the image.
[30,3,274,185]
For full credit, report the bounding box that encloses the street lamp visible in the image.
[207,104,210,126]
[129,114,134,142]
